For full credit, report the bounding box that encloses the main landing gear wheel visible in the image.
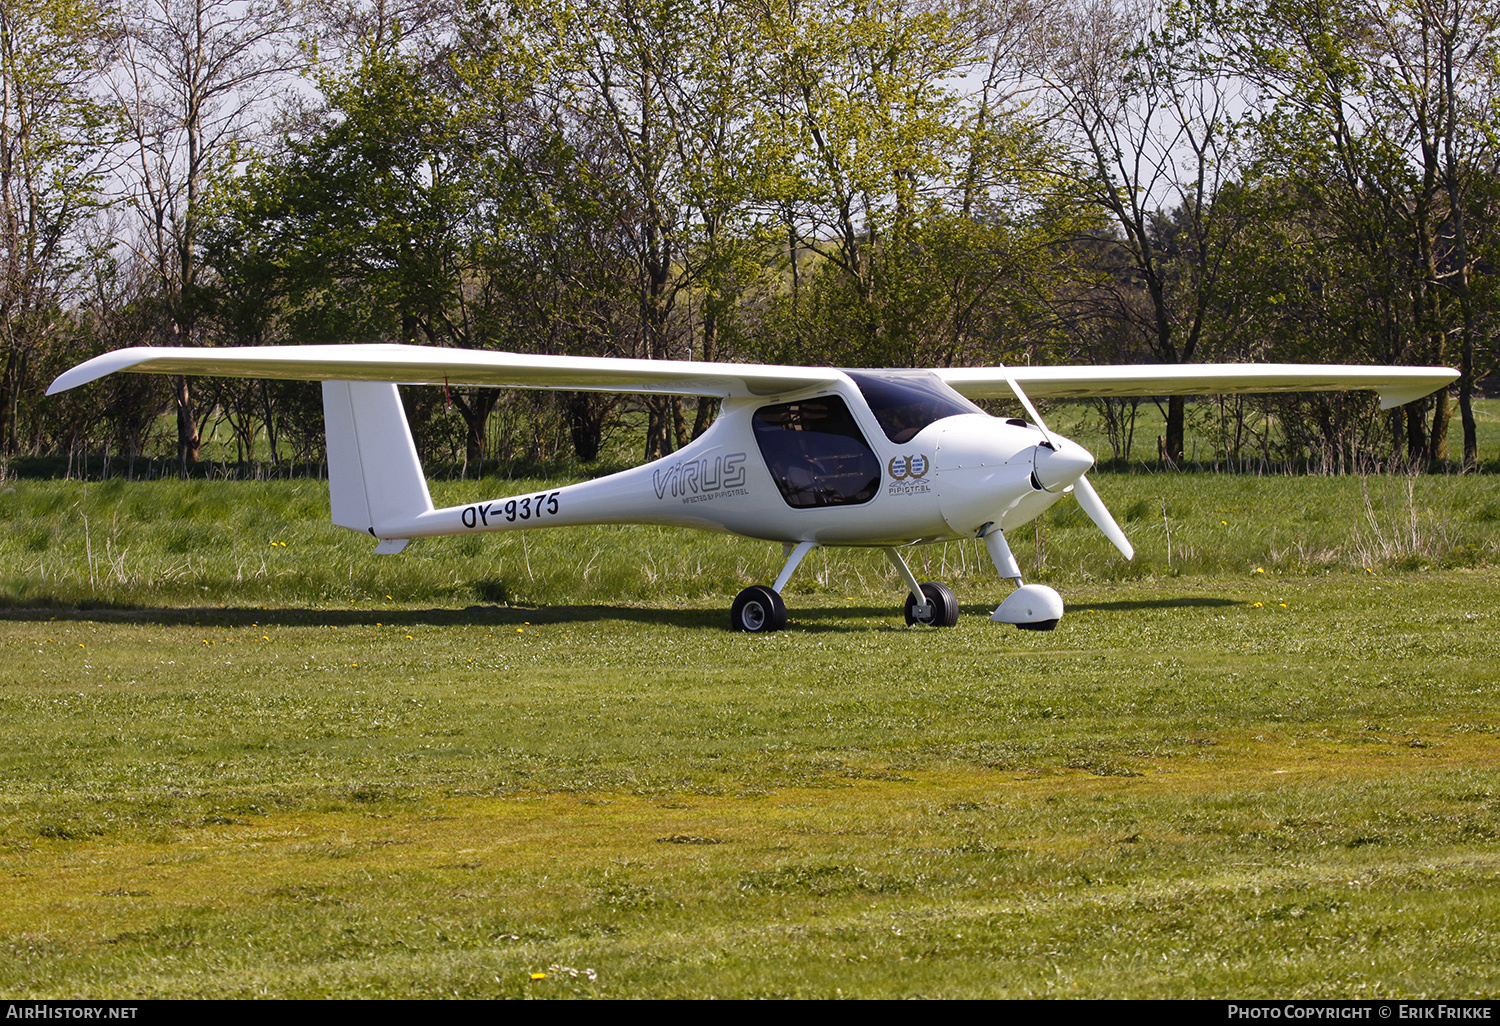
[904,581,959,627]
[730,585,788,632]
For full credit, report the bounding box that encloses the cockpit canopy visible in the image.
[749,372,990,511]
[845,371,986,443]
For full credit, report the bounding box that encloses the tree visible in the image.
[1239,0,1500,464]
[0,0,112,457]
[215,16,605,467]
[108,0,305,469]
[1035,0,1254,461]
[507,0,769,458]
[750,0,968,363]
[737,0,1078,379]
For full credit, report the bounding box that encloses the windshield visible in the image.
[845,372,985,444]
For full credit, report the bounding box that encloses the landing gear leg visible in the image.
[884,547,959,627]
[729,541,816,633]
[982,527,1063,630]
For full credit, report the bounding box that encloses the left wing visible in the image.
[936,363,1457,410]
[45,344,840,399]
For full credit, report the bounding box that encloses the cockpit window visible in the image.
[752,395,880,508]
[846,371,985,444]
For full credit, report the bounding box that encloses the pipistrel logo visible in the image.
[887,453,932,495]
[887,454,929,480]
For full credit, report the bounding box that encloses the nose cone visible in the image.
[1032,440,1095,493]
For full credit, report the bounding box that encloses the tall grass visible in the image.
[1,469,1497,612]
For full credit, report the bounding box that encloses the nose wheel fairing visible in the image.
[990,583,1064,630]
[980,525,1064,631]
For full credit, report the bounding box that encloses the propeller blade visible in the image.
[1072,474,1134,560]
[1000,366,1052,445]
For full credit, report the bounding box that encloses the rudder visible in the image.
[322,380,433,541]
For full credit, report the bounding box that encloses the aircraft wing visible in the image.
[45,344,840,399]
[935,364,1458,410]
[49,346,1456,410]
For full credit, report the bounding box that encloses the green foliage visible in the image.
[1231,0,1500,462]
[7,0,1500,477]
[216,39,474,348]
[747,0,1083,370]
[0,0,114,454]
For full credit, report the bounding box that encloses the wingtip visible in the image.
[46,365,102,395]
[1377,369,1460,410]
[45,347,171,395]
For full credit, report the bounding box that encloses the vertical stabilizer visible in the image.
[322,380,433,539]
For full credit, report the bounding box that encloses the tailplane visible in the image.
[322,380,433,547]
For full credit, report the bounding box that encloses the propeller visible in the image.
[1072,474,1134,560]
[1000,367,1135,560]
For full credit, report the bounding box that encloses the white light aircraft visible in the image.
[49,346,1456,631]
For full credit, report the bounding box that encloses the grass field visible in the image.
[2,467,1499,998]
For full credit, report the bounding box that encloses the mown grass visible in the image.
[1,467,1499,997]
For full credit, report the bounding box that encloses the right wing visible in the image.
[936,363,1458,410]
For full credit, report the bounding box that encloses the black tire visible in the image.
[904,581,959,627]
[730,585,787,632]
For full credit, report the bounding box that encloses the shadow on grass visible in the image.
[0,603,930,633]
[0,594,1242,631]
[0,601,725,630]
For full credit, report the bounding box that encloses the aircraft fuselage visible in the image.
[389,372,1095,549]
